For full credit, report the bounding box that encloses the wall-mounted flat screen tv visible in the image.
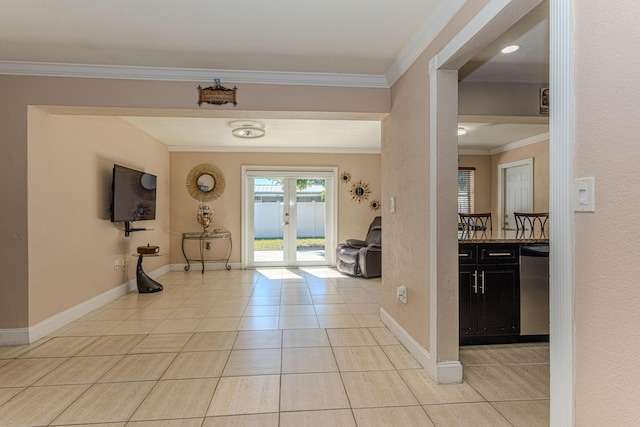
[110,164,157,223]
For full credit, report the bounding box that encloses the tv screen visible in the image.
[111,164,157,222]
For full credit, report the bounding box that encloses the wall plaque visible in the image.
[197,83,237,107]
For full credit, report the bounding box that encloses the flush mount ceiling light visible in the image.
[232,127,265,138]
[457,127,467,136]
[229,120,266,139]
[501,45,520,54]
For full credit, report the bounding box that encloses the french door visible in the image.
[242,167,337,268]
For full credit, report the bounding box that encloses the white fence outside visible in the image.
[254,202,325,238]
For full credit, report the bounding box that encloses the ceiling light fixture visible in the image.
[232,127,265,138]
[457,127,467,136]
[501,45,520,54]
[229,120,266,139]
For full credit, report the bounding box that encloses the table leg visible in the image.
[199,239,205,274]
[182,237,191,271]
[225,237,233,270]
[136,255,163,293]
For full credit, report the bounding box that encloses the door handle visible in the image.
[480,271,485,294]
[472,271,478,294]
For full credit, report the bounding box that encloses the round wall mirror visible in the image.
[197,174,215,192]
[349,180,371,203]
[186,163,226,202]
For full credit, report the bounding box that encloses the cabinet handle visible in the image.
[458,253,469,257]
[488,252,511,257]
[472,271,478,294]
[480,271,485,294]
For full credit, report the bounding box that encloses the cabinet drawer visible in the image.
[458,245,476,264]
[477,244,519,264]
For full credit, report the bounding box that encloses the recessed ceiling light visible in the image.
[501,45,520,54]
[457,127,467,136]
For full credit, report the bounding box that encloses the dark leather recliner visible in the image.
[336,216,381,278]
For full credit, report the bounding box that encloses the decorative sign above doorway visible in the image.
[197,78,237,106]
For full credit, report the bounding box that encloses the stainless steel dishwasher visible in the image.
[520,244,549,336]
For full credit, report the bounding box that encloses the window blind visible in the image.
[458,167,475,214]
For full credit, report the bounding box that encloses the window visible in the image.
[458,167,475,214]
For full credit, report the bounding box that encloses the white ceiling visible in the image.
[1,0,549,153]
[0,0,439,75]
[459,1,549,83]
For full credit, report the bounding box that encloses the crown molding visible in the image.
[490,131,549,154]
[167,145,381,154]
[0,60,389,88]
[458,148,491,156]
[458,131,549,156]
[385,0,466,86]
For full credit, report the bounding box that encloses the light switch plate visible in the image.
[390,197,396,213]
[574,177,595,212]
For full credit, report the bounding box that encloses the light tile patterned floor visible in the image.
[0,267,549,426]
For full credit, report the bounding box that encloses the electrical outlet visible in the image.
[206,242,211,250]
[122,258,129,268]
[396,286,407,304]
[114,259,120,270]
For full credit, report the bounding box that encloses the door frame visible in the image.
[497,158,534,231]
[426,0,575,425]
[241,165,338,269]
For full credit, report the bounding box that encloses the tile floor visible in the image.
[0,267,549,426]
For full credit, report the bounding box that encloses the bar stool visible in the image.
[514,212,549,238]
[458,213,492,239]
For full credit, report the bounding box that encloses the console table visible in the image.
[182,230,232,273]
[134,253,165,293]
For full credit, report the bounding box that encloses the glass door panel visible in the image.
[295,178,326,263]
[252,177,289,264]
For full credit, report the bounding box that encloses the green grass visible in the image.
[254,238,325,251]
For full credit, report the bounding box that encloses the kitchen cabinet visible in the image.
[459,243,520,345]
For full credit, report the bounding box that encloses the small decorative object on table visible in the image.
[197,204,214,232]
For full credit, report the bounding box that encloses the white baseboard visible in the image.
[380,308,462,384]
[0,327,30,346]
[0,264,171,346]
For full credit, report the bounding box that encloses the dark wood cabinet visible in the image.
[459,243,520,345]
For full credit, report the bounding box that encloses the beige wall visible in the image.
[459,82,549,117]
[170,152,381,265]
[382,0,490,355]
[574,0,640,423]
[0,75,388,330]
[27,110,170,325]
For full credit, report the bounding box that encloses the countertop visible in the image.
[458,229,549,244]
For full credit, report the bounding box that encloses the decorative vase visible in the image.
[197,204,214,232]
